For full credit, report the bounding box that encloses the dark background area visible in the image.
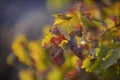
[0,0,72,80]
[0,0,48,80]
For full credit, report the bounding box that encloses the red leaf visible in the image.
[109,16,118,24]
[49,45,65,66]
[50,35,65,45]
[52,55,65,66]
[76,24,83,31]
[66,69,79,78]
[77,59,83,66]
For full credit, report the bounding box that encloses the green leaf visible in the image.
[81,16,89,28]
[101,48,120,69]
[91,19,103,27]
[91,18,104,30]
[90,58,102,72]
[97,45,109,58]
[81,16,96,30]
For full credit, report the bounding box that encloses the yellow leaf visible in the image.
[52,14,64,18]
[41,33,54,47]
[105,18,115,29]
[47,67,63,80]
[11,35,31,66]
[53,14,72,20]
[35,61,48,72]
[54,19,65,25]
[72,55,79,66]
[81,57,91,69]
[19,69,34,80]
[59,40,68,48]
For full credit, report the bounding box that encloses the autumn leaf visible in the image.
[104,18,115,29]
[53,14,72,25]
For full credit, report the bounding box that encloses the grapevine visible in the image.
[8,0,120,80]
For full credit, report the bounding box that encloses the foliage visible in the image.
[7,0,120,80]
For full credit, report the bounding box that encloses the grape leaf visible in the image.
[91,19,104,30]
[97,45,109,58]
[101,48,120,69]
[58,27,70,40]
[81,57,92,72]
[81,16,90,28]
[91,19,103,27]
[54,19,65,25]
[66,69,79,78]
[49,45,65,66]
[53,14,72,25]
[50,35,64,45]
[47,68,63,80]
[19,69,35,80]
[90,58,102,72]
[52,14,72,20]
[104,18,115,29]
[11,35,31,66]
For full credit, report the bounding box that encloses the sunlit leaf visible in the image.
[53,14,72,25]
[41,33,54,47]
[104,18,115,29]
[72,55,80,66]
[53,14,72,20]
[59,40,68,49]
[47,67,63,80]
[19,69,35,80]
[11,35,31,66]
[81,56,91,72]
[54,19,65,25]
